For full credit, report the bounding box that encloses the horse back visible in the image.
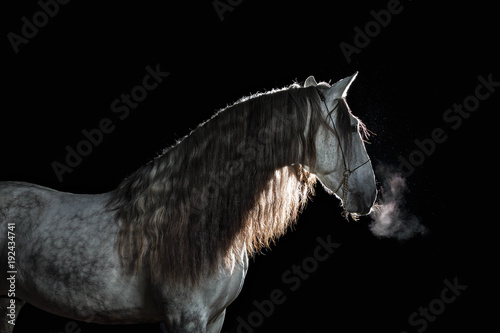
[0,181,49,224]
[0,182,113,292]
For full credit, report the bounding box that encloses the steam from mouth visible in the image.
[369,164,428,240]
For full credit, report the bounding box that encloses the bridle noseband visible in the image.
[316,88,370,214]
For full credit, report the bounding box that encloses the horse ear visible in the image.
[304,76,317,87]
[329,72,358,98]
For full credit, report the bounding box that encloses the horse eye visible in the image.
[351,124,358,133]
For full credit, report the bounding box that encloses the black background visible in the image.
[2,1,498,332]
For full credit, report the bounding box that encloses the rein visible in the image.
[316,88,370,215]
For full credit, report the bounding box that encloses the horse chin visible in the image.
[352,206,372,216]
[343,198,373,218]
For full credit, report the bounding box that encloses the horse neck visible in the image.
[163,106,298,199]
[109,91,317,286]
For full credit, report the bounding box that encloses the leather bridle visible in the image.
[316,88,370,213]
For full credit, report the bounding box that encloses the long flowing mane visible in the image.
[107,82,353,285]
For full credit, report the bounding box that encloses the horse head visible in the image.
[305,74,377,216]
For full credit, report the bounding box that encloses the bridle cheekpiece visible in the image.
[316,88,370,217]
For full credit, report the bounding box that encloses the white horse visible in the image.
[0,74,376,332]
